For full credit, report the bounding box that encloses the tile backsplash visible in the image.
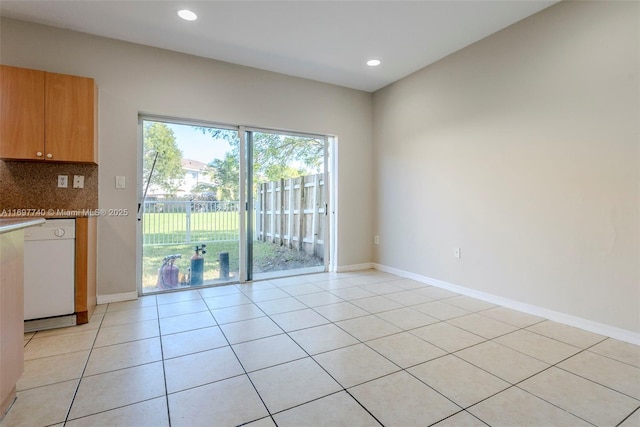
[0,161,98,214]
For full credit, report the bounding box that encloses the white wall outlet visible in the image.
[374,235,379,244]
[454,247,461,258]
[115,176,126,189]
[57,175,68,188]
[73,175,85,189]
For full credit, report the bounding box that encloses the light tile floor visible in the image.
[3,270,640,427]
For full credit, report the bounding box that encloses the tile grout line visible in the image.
[459,334,635,426]
[204,289,280,426]
[266,277,534,424]
[286,279,637,426]
[21,271,638,427]
[426,409,491,427]
[239,277,403,425]
[616,406,640,427]
[137,276,638,425]
[259,279,475,426]
[61,299,168,425]
[61,305,106,426]
[550,341,640,402]
[257,306,388,426]
[152,294,174,427]
[241,275,635,424]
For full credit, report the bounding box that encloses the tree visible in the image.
[143,122,184,196]
[208,153,239,201]
[190,183,217,196]
[196,128,323,198]
[250,133,323,182]
[261,164,307,182]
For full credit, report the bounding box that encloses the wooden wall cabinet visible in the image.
[0,65,98,164]
[0,66,44,160]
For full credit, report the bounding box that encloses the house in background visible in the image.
[178,159,211,196]
[145,159,213,199]
[174,159,212,198]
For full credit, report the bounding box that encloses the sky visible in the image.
[167,123,232,164]
[152,121,323,174]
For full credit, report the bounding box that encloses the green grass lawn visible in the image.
[142,211,239,245]
[141,211,323,292]
[144,211,239,231]
[142,240,323,292]
[142,241,239,289]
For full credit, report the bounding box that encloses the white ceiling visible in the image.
[0,1,558,92]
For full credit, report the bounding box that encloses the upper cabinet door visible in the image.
[0,65,46,160]
[45,72,97,163]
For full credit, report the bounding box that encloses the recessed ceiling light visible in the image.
[178,9,197,21]
[367,59,381,67]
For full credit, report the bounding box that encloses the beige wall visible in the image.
[0,18,374,296]
[373,1,639,333]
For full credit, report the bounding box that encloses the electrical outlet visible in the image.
[73,175,84,189]
[454,247,461,259]
[374,235,379,244]
[57,175,68,188]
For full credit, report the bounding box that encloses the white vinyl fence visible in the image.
[143,172,325,258]
[143,200,239,246]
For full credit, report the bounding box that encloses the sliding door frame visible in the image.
[244,127,331,281]
[136,115,332,293]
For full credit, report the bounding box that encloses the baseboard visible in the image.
[336,263,373,273]
[373,263,640,346]
[97,291,138,305]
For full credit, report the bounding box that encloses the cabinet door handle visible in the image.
[46,153,53,159]
[36,152,43,157]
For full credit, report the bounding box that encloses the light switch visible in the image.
[57,175,68,188]
[115,176,126,189]
[73,175,84,189]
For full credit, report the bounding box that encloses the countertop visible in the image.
[0,218,46,234]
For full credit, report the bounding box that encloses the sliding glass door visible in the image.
[139,119,240,294]
[246,130,328,281]
[139,118,329,294]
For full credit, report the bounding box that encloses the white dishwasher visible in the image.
[24,219,76,331]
